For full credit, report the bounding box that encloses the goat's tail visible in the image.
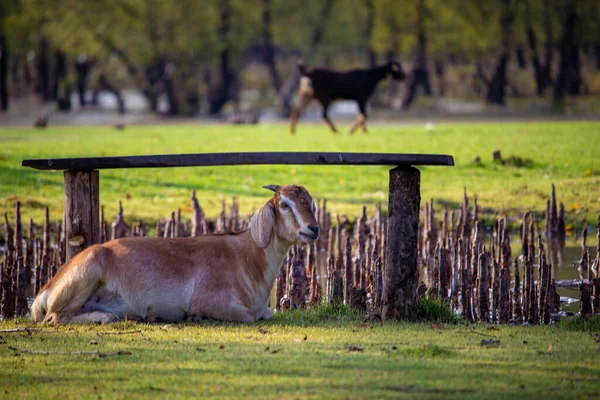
[31,246,106,324]
[297,59,308,76]
[30,287,49,323]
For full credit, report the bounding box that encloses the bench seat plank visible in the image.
[22,152,454,170]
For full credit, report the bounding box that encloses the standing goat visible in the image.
[289,60,405,135]
[31,184,319,324]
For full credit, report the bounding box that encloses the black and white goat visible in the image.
[289,61,405,134]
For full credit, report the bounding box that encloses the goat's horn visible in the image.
[262,185,280,193]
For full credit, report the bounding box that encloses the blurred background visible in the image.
[0,0,599,124]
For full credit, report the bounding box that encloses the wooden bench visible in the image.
[22,152,454,319]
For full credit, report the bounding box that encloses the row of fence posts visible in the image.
[1,185,599,322]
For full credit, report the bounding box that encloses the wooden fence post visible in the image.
[64,170,100,262]
[382,166,420,320]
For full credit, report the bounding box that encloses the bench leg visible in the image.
[382,166,420,320]
[64,170,100,262]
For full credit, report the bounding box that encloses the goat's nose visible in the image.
[307,225,320,236]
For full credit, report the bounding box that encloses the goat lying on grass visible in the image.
[289,60,405,135]
[31,184,319,324]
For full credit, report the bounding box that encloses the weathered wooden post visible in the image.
[382,166,420,320]
[64,170,100,262]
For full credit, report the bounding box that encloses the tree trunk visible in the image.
[262,0,281,93]
[37,37,51,101]
[277,0,335,117]
[553,1,579,106]
[162,64,179,116]
[53,51,71,111]
[208,0,234,115]
[516,47,527,68]
[565,43,581,96]
[401,0,432,109]
[542,0,553,86]
[526,0,553,95]
[486,54,509,105]
[144,61,162,112]
[97,74,125,114]
[526,20,546,95]
[486,0,516,105]
[52,51,66,101]
[364,0,377,68]
[75,56,91,107]
[0,31,8,111]
[434,60,445,96]
[382,167,420,320]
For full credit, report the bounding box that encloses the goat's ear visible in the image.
[251,202,274,248]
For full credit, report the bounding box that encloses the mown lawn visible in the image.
[0,121,599,227]
[0,307,599,399]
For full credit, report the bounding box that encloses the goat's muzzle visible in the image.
[299,224,319,243]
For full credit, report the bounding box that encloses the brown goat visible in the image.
[31,184,319,324]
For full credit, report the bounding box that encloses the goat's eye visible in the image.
[281,203,289,210]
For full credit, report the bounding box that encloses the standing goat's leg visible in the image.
[322,103,338,133]
[289,81,313,135]
[349,102,367,134]
[359,102,368,133]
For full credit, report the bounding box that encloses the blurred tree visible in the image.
[1,0,599,116]
[0,0,20,111]
[553,0,582,106]
[262,0,281,93]
[402,0,433,109]
[208,0,233,114]
[485,0,517,105]
[364,0,377,68]
[275,0,336,117]
[524,0,555,95]
[0,19,8,111]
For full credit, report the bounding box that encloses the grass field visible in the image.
[0,121,599,227]
[1,307,599,399]
[2,122,600,399]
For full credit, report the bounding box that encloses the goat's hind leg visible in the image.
[42,250,105,324]
[349,102,367,134]
[322,103,338,133]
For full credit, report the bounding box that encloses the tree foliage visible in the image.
[0,0,598,114]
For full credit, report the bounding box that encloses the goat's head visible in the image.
[387,61,406,80]
[250,184,319,248]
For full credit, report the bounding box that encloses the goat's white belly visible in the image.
[127,279,196,321]
[86,279,196,321]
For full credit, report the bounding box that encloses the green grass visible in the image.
[416,297,457,324]
[0,122,599,227]
[1,310,600,399]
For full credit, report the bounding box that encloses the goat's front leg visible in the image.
[289,88,313,135]
[259,306,273,320]
[70,311,120,324]
[229,302,258,322]
[322,104,338,133]
[349,102,368,134]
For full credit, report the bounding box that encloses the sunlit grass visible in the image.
[0,122,598,228]
[1,309,599,399]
